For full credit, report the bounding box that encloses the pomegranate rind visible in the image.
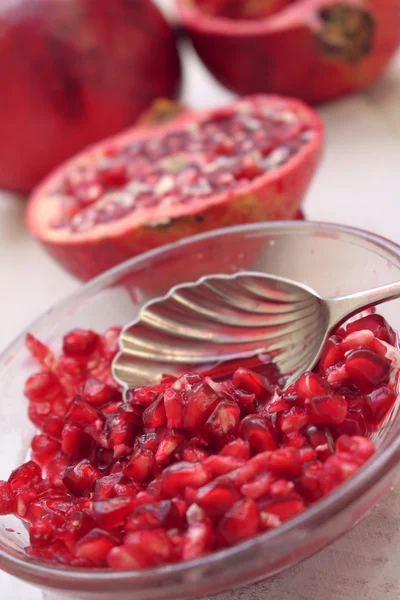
[177,0,400,104]
[27,94,323,281]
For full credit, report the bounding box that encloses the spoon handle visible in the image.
[327,280,400,329]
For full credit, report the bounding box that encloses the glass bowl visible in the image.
[1,221,400,600]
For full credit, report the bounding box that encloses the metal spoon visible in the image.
[112,271,400,390]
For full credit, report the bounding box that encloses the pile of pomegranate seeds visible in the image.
[53,99,313,232]
[0,314,398,570]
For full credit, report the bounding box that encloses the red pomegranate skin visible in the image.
[0,0,181,193]
[177,0,400,105]
[27,95,323,281]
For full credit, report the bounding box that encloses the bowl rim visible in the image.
[2,220,400,592]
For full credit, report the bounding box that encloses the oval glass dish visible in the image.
[1,221,400,600]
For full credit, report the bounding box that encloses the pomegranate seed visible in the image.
[64,397,101,425]
[164,388,185,429]
[319,455,359,495]
[0,481,15,514]
[269,479,295,497]
[366,385,396,425]
[124,448,154,482]
[319,336,343,374]
[161,462,211,496]
[347,314,396,344]
[219,439,250,459]
[260,496,305,521]
[9,461,42,492]
[93,474,123,500]
[182,520,214,561]
[61,424,92,458]
[195,480,240,517]
[142,395,167,429]
[155,430,184,465]
[93,496,136,530]
[62,460,100,496]
[345,349,391,393]
[335,435,375,465]
[205,400,240,440]
[125,529,174,566]
[182,446,209,462]
[260,512,282,530]
[61,511,96,549]
[107,545,143,570]
[266,447,302,477]
[30,513,65,546]
[75,529,118,565]
[202,455,246,476]
[307,395,348,425]
[240,415,277,452]
[128,385,164,409]
[125,500,180,532]
[279,406,309,433]
[340,329,375,352]
[184,382,219,431]
[296,372,331,401]
[241,472,274,499]
[283,431,306,448]
[83,378,119,406]
[63,329,99,356]
[24,371,61,402]
[31,435,61,467]
[232,368,273,400]
[218,499,259,545]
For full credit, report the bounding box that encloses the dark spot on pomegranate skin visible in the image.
[46,38,84,119]
[318,4,375,63]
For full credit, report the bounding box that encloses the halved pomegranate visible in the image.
[177,0,400,104]
[27,95,323,281]
[0,0,181,193]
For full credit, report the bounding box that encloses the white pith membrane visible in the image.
[31,97,319,241]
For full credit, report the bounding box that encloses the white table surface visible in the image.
[2,6,400,597]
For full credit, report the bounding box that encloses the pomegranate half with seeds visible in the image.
[177,0,400,104]
[27,95,323,281]
[0,313,399,570]
[0,0,181,193]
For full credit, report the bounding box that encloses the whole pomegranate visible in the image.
[27,95,323,281]
[177,0,400,104]
[0,0,181,193]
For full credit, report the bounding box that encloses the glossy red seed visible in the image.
[240,415,277,453]
[31,435,61,467]
[296,372,331,401]
[83,378,119,406]
[202,455,246,476]
[24,371,61,403]
[107,545,142,570]
[142,395,167,429]
[195,480,240,517]
[9,461,42,492]
[345,349,391,393]
[75,529,118,565]
[182,519,214,561]
[155,431,184,466]
[124,448,154,482]
[260,496,305,521]
[64,398,101,425]
[308,394,348,425]
[0,481,15,514]
[125,529,174,566]
[164,388,185,429]
[93,496,136,530]
[218,499,259,545]
[335,435,375,465]
[279,406,309,433]
[232,368,273,400]
[241,472,274,499]
[161,462,211,496]
[319,455,359,495]
[219,439,250,459]
[366,385,397,425]
[62,460,100,496]
[205,400,240,440]
[319,335,343,374]
[184,382,219,431]
[63,329,99,356]
[347,314,396,344]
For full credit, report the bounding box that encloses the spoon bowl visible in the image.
[113,270,400,390]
